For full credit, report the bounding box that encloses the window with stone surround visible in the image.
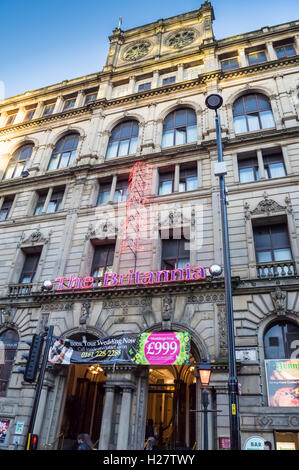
[253,220,294,277]
[106,120,139,159]
[0,197,14,220]
[162,108,197,148]
[34,187,65,215]
[264,321,299,359]
[238,148,286,183]
[19,250,41,284]
[47,133,79,170]
[233,93,275,134]
[0,329,19,397]
[247,50,267,65]
[3,144,33,179]
[161,237,190,270]
[91,244,115,278]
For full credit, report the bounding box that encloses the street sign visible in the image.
[243,436,265,450]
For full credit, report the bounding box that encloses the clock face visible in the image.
[124,43,150,61]
[167,31,195,49]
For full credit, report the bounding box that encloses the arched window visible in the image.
[233,93,275,134]
[3,144,33,179]
[162,108,197,148]
[47,133,79,170]
[0,329,19,397]
[106,120,139,159]
[264,321,299,359]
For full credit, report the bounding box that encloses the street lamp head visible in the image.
[209,264,222,277]
[198,362,212,387]
[42,280,53,291]
[205,94,223,110]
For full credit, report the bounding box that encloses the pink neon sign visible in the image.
[54,265,206,291]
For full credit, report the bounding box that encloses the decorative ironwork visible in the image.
[124,43,150,61]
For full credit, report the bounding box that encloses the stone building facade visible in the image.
[0,1,298,450]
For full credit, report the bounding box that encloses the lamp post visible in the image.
[205,94,241,450]
[198,362,212,450]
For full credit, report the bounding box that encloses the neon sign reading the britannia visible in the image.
[54,265,206,291]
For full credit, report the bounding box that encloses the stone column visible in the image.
[109,175,118,202]
[117,387,133,450]
[98,386,115,450]
[75,90,85,108]
[295,35,299,53]
[42,187,53,214]
[128,76,136,95]
[53,95,64,114]
[177,64,184,82]
[238,48,247,67]
[256,149,265,179]
[174,163,180,192]
[152,71,160,89]
[266,41,277,61]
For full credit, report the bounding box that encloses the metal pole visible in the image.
[25,325,54,450]
[215,112,241,450]
[202,389,209,450]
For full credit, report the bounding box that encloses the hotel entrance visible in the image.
[146,364,197,450]
[59,364,106,449]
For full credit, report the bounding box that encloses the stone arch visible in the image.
[226,85,274,108]
[8,137,38,156]
[103,111,145,133]
[158,99,201,122]
[50,125,85,147]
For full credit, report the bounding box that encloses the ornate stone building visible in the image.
[0,1,298,450]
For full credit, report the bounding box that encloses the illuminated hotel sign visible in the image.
[54,265,206,291]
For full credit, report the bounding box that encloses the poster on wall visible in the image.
[48,332,191,366]
[0,419,10,443]
[265,359,299,407]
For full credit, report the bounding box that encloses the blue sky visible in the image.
[0,0,298,99]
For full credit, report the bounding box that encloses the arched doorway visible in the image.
[146,360,197,450]
[58,332,106,450]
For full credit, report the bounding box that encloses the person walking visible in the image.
[77,433,93,450]
[145,419,157,450]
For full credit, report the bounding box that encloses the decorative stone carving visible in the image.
[166,30,195,48]
[162,295,173,321]
[250,194,286,217]
[18,228,52,247]
[123,42,150,61]
[271,287,287,314]
[41,302,73,312]
[0,307,13,326]
[79,300,91,325]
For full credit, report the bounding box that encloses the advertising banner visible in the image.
[265,359,299,407]
[131,332,191,365]
[48,332,191,366]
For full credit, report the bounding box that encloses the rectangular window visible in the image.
[162,76,176,86]
[263,152,286,179]
[23,109,36,122]
[161,238,190,270]
[34,193,47,215]
[19,252,41,284]
[97,182,111,205]
[138,82,151,92]
[114,180,129,203]
[179,167,198,192]
[0,198,14,221]
[253,223,292,263]
[63,98,76,111]
[91,244,115,277]
[247,51,267,65]
[85,93,97,105]
[43,103,55,116]
[221,57,239,71]
[275,44,296,59]
[34,188,64,215]
[46,190,64,213]
[158,172,174,195]
[6,113,17,126]
[238,157,260,183]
